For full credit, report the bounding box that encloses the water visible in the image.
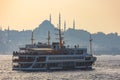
[0,55,120,80]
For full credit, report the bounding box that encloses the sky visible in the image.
[0,0,120,34]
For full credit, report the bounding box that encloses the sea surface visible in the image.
[0,55,120,80]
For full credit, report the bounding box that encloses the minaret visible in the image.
[73,19,75,29]
[31,31,34,45]
[0,26,2,31]
[50,14,51,23]
[59,13,61,29]
[8,26,10,31]
[64,21,66,32]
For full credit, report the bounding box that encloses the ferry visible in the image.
[12,14,97,71]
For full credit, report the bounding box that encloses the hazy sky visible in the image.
[0,0,120,34]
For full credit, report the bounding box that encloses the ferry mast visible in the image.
[47,31,50,46]
[31,31,34,45]
[58,13,63,49]
[89,34,93,54]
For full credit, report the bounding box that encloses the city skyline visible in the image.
[0,0,120,34]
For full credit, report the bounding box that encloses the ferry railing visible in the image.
[66,45,87,49]
[13,65,19,68]
[13,58,36,62]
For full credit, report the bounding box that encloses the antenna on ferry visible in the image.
[58,13,63,49]
[89,34,93,54]
[47,31,50,46]
[31,31,34,45]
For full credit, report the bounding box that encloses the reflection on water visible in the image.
[0,55,120,80]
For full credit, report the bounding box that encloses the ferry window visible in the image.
[53,46,56,49]
[70,50,74,54]
[83,49,87,53]
[49,56,84,60]
[76,62,84,66]
[85,57,91,60]
[38,57,46,61]
[76,50,83,54]
[80,50,83,54]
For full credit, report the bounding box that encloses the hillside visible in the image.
[0,20,120,55]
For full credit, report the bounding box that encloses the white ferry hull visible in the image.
[12,55,96,71]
